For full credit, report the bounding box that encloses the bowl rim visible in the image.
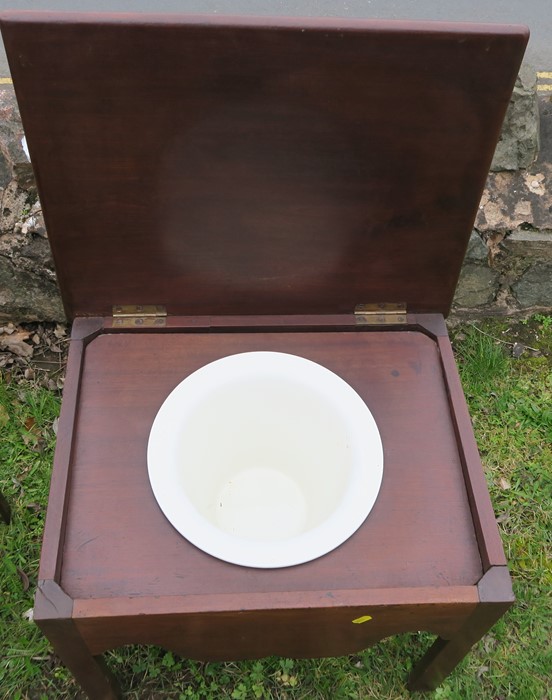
[147,351,384,568]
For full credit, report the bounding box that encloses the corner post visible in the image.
[407,567,514,691]
[34,580,121,700]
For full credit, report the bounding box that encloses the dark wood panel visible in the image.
[1,14,527,319]
[35,612,120,700]
[37,337,85,582]
[59,330,482,600]
[72,584,478,619]
[408,567,514,691]
[437,336,508,569]
[75,602,477,658]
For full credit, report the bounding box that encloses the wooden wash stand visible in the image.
[1,13,528,698]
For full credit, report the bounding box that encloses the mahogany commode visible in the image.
[1,12,528,697]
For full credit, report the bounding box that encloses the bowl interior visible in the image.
[147,351,383,568]
[177,375,352,541]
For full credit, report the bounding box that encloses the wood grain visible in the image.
[59,329,482,602]
[1,14,521,695]
[408,567,513,691]
[1,14,527,319]
[31,322,513,695]
[30,321,515,696]
[74,602,478,659]
[37,337,85,582]
[437,336,508,569]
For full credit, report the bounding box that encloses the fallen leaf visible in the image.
[54,324,67,339]
[22,608,34,622]
[52,416,59,435]
[499,477,511,490]
[0,329,33,358]
[24,416,36,432]
[0,353,13,368]
[22,417,42,448]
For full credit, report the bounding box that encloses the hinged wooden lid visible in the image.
[1,13,527,319]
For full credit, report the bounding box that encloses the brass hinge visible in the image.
[354,303,407,325]
[112,304,167,328]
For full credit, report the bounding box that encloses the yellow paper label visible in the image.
[352,615,372,624]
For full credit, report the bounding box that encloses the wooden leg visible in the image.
[37,618,121,700]
[0,490,11,524]
[409,567,514,691]
[408,602,510,691]
[408,635,465,691]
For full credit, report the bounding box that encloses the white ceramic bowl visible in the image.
[147,351,383,568]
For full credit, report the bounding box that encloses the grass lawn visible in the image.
[1,317,551,700]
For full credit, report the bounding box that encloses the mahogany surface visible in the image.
[30,320,514,699]
[1,13,527,319]
[0,13,521,696]
[62,329,480,601]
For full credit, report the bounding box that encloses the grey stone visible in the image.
[0,85,64,322]
[477,96,552,235]
[512,262,552,308]
[464,231,488,262]
[0,183,64,322]
[0,88,34,190]
[453,263,499,308]
[0,153,11,189]
[1,180,29,234]
[502,230,552,261]
[0,254,65,322]
[490,64,540,172]
[475,164,552,234]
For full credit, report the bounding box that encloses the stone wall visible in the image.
[452,75,551,318]
[0,73,550,323]
[489,64,540,172]
[0,87,64,321]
